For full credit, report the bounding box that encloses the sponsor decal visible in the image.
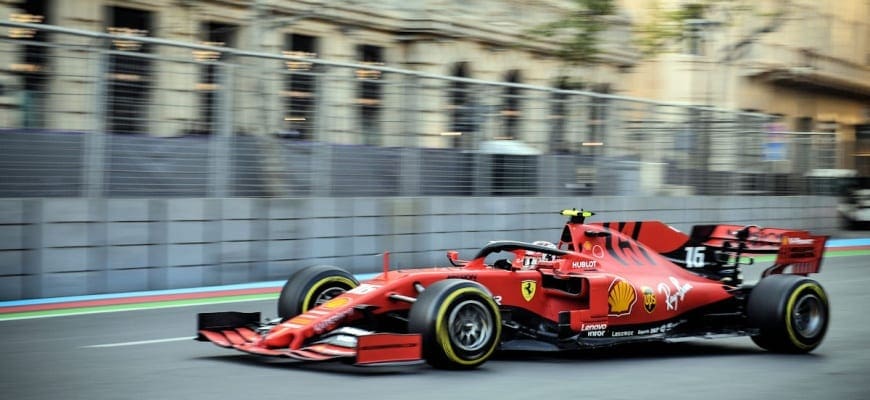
[521,280,537,302]
[648,322,680,335]
[642,286,656,313]
[607,278,637,316]
[592,245,605,259]
[657,277,693,311]
[780,237,817,259]
[348,283,380,295]
[492,295,503,305]
[787,247,816,258]
[572,260,598,269]
[583,241,593,251]
[314,308,354,334]
[783,236,814,246]
[446,274,477,281]
[581,323,608,331]
[730,229,782,243]
[581,322,608,337]
[288,316,314,326]
[321,297,350,310]
[611,330,634,337]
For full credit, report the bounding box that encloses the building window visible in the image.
[281,33,318,140]
[681,4,708,56]
[448,62,475,149]
[105,6,152,134]
[501,70,522,140]
[356,44,383,146]
[586,84,610,155]
[10,0,50,129]
[856,124,870,176]
[550,78,569,153]
[196,22,235,135]
[796,116,814,132]
[686,29,703,56]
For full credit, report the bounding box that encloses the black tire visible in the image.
[277,265,359,320]
[408,279,502,369]
[747,274,829,353]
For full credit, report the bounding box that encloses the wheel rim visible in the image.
[314,286,347,307]
[447,300,493,352]
[792,293,825,338]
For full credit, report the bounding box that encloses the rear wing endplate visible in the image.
[697,225,827,275]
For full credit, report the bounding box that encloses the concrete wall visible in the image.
[0,196,839,300]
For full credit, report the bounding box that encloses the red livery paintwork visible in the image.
[196,209,831,369]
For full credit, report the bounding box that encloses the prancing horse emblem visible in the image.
[521,280,537,302]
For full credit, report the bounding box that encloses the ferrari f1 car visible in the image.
[197,209,830,369]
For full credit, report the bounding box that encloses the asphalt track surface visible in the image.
[2,255,870,400]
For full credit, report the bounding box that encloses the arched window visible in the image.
[448,62,475,149]
[356,44,384,146]
[587,83,610,155]
[107,6,154,134]
[502,70,522,140]
[550,78,569,153]
[194,21,235,135]
[281,33,318,140]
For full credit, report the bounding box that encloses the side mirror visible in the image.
[447,251,461,266]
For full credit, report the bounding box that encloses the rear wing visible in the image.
[693,225,828,275]
[573,219,827,276]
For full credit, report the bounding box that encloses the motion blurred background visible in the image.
[0,0,867,300]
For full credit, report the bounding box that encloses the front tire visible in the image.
[748,274,829,353]
[277,265,359,320]
[408,279,502,369]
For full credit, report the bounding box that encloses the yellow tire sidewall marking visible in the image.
[785,282,827,349]
[434,287,502,366]
[301,276,357,312]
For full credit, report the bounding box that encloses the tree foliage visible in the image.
[635,1,712,56]
[528,0,617,65]
[635,0,786,59]
[534,0,783,63]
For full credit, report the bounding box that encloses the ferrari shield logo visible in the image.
[521,280,537,302]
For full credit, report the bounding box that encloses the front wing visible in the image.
[196,312,423,366]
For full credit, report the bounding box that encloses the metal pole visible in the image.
[84,47,108,197]
[210,63,233,197]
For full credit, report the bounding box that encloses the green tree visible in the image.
[635,1,710,57]
[529,0,617,65]
[635,1,787,60]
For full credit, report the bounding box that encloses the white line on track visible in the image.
[81,336,195,348]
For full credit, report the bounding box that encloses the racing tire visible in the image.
[408,279,502,370]
[277,265,359,320]
[747,274,829,353]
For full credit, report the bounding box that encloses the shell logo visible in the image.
[608,278,637,317]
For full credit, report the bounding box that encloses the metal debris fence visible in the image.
[0,21,839,198]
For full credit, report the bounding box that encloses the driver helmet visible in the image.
[522,240,557,269]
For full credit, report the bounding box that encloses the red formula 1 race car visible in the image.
[196,209,830,369]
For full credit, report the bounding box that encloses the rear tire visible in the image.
[277,265,358,320]
[748,274,829,353]
[408,279,502,369]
